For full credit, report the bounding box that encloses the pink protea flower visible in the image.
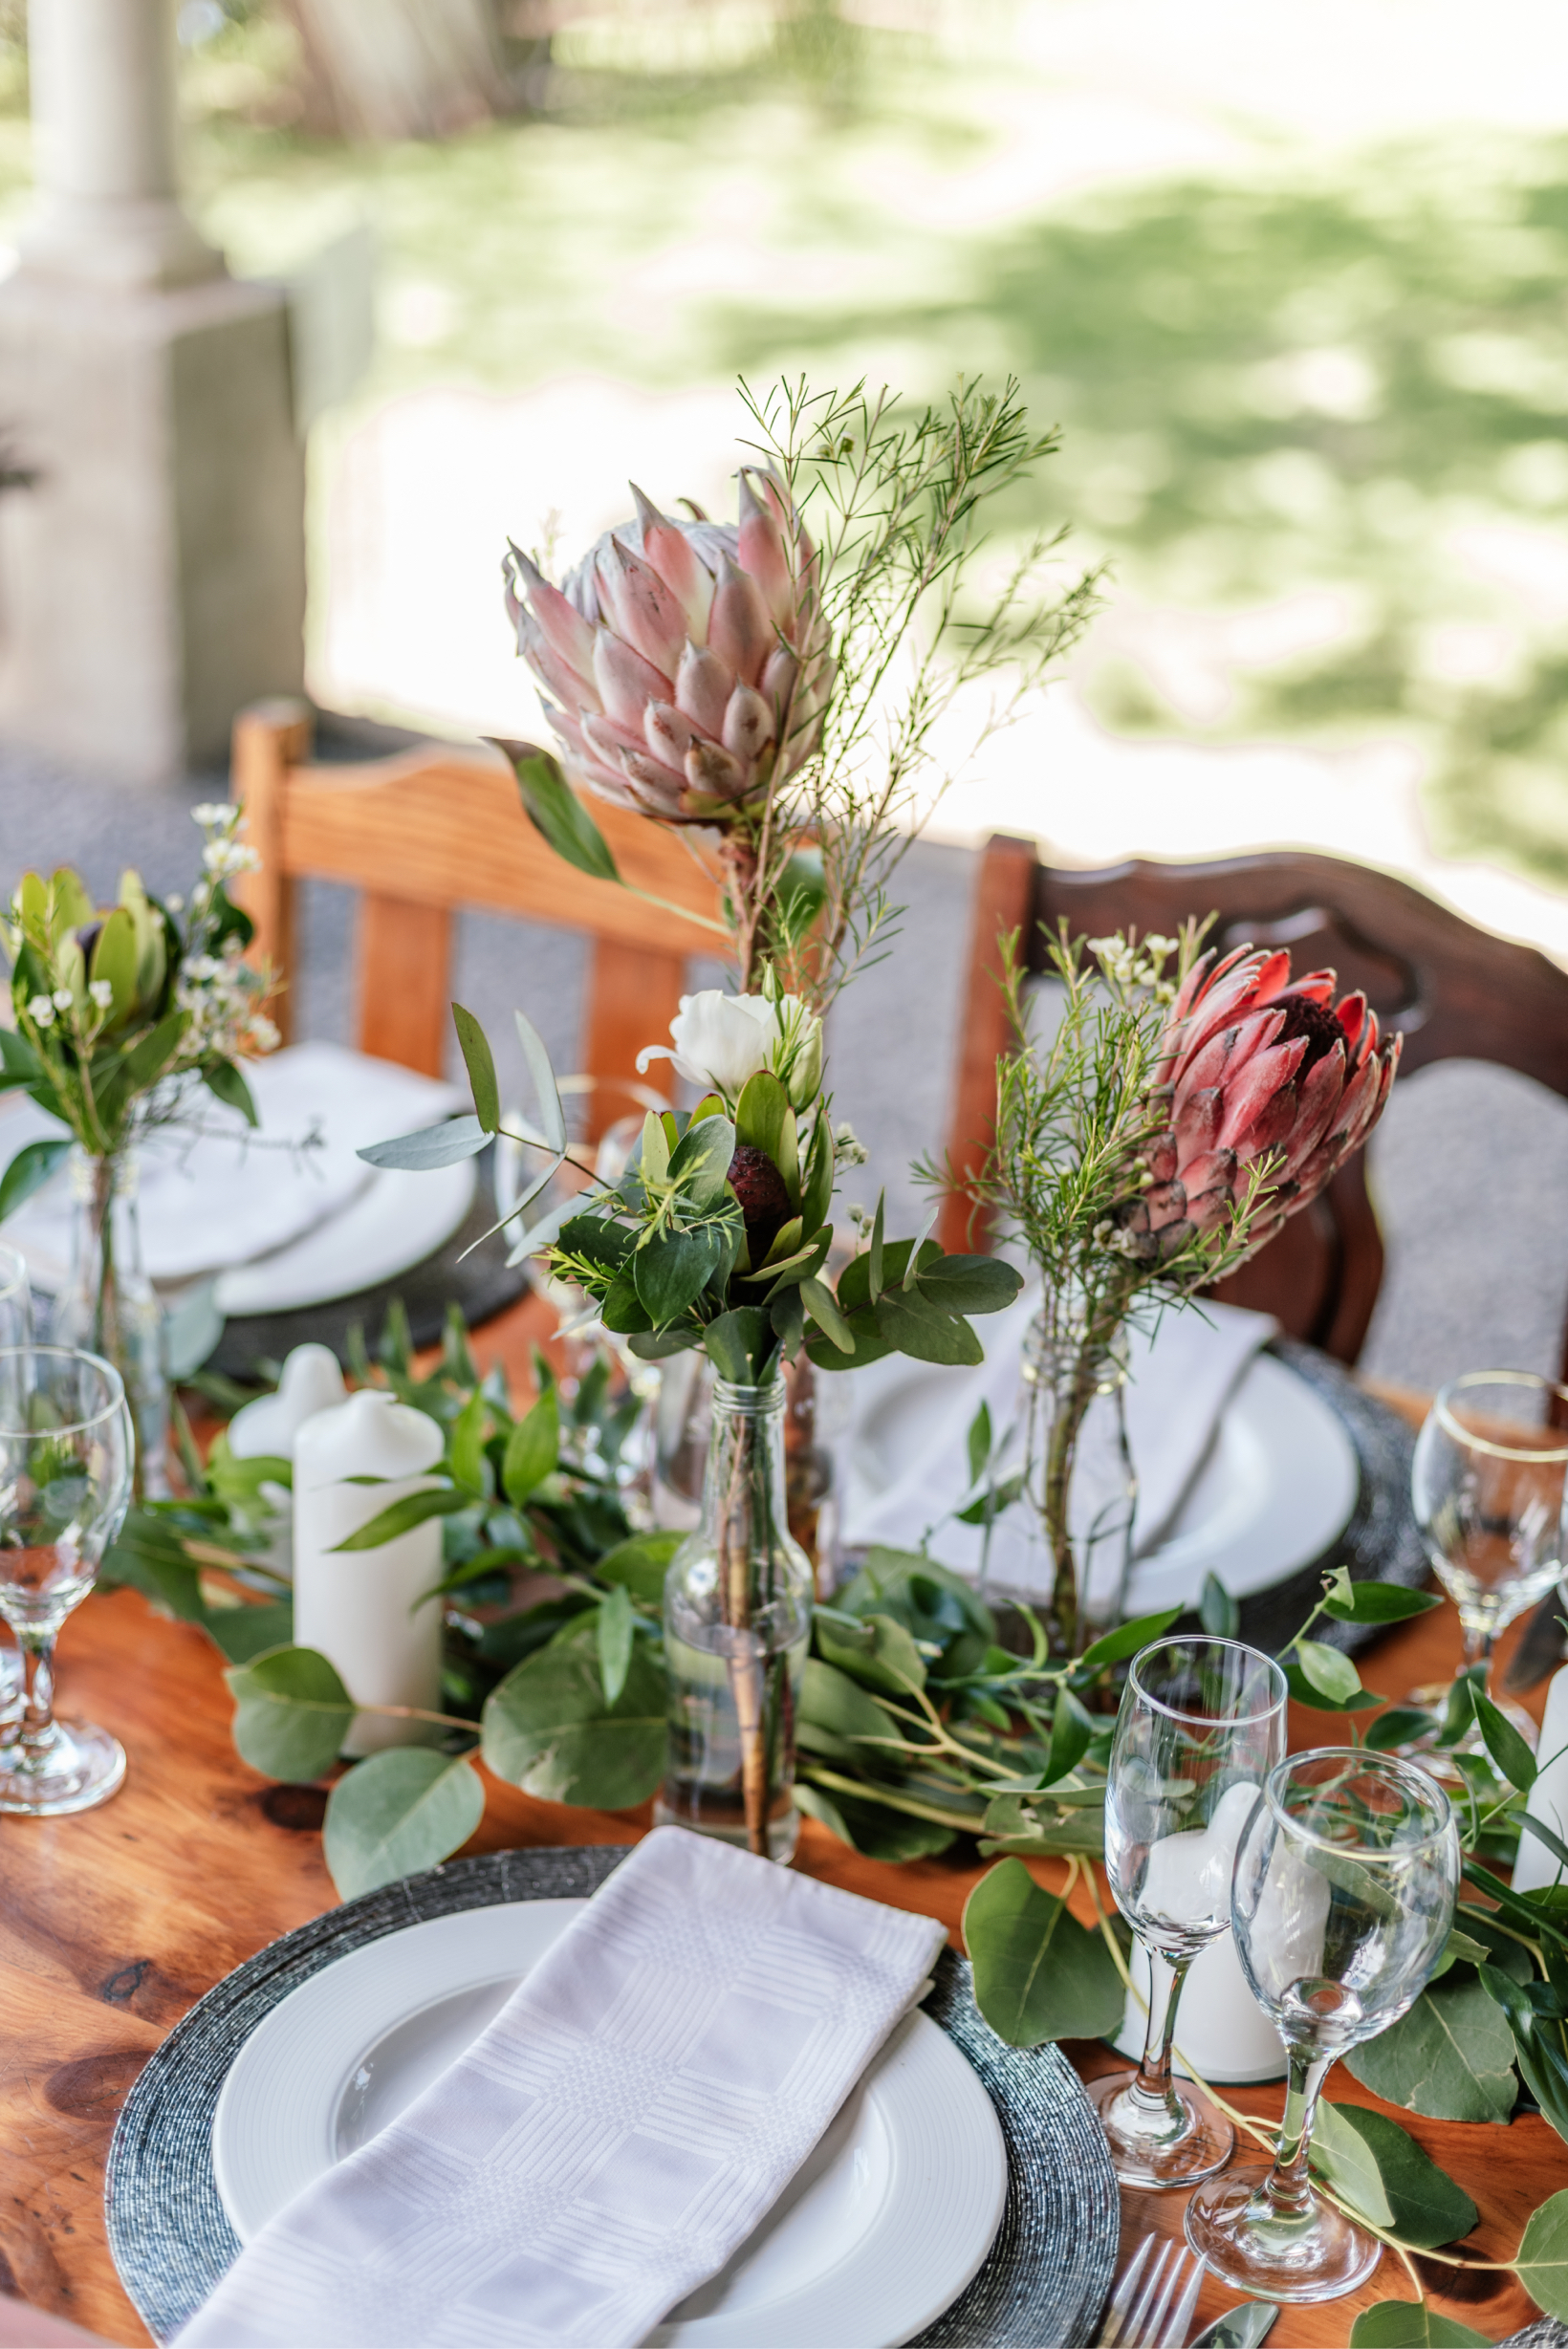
[1127,944,1401,1260]
[502,473,831,827]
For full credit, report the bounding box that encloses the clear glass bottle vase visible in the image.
[52,1147,167,1498]
[1014,1308,1137,1653]
[655,1375,815,1863]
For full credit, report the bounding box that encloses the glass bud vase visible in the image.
[52,1148,168,1499]
[1015,1311,1137,1654]
[656,1376,815,1862]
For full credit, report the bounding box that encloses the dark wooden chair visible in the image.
[229,700,725,1140]
[943,836,1568,1364]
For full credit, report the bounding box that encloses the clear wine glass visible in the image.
[1092,1636,1288,2186]
[0,1246,33,1730]
[1407,1370,1568,1762]
[1186,1749,1459,2302]
[0,1346,135,1816]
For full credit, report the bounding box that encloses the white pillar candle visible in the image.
[229,1344,348,1465]
[293,1392,446,1758]
[1514,1662,1568,1896]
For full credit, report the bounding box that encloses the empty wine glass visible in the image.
[1408,1370,1568,1761]
[0,1245,33,1730]
[0,1346,135,1815]
[1186,1749,1459,2302]
[1092,1636,1288,2186]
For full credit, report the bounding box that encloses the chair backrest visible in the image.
[944,836,1568,1364]
[229,700,726,1138]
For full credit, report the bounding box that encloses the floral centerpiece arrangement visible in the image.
[936,922,1401,1652]
[0,803,277,1489]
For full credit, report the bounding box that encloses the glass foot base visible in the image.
[652,1796,798,1864]
[1087,2067,1234,2188]
[1186,2161,1381,2302]
[0,1718,125,1815]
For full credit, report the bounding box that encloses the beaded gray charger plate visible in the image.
[106,1845,1120,2349]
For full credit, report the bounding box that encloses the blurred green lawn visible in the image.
[4,7,1567,888]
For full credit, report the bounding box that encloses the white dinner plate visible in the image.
[211,1903,1008,2349]
[212,1156,475,1314]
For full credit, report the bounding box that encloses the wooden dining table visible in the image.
[0,1303,1563,2349]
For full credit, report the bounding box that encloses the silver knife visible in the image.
[1503,1581,1568,1696]
[1188,2305,1277,2349]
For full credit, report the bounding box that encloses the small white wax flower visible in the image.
[51,988,73,1011]
[88,980,114,1010]
[165,892,184,912]
[28,996,54,1027]
[1138,1779,1262,1931]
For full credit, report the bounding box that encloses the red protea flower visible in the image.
[502,472,831,827]
[1128,945,1401,1260]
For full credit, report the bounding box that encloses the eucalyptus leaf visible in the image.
[914,1255,1024,1316]
[1311,2099,1477,2249]
[502,1390,558,1506]
[359,1115,490,1172]
[204,1598,294,1665]
[227,1644,354,1780]
[798,1657,898,1748]
[1516,2188,1568,2320]
[1346,1971,1517,2123]
[802,1274,857,1355]
[872,1285,982,1366]
[482,1627,664,1809]
[704,1306,774,1384]
[451,1003,500,1135]
[963,1858,1124,2044]
[322,1749,485,1900]
[793,1781,955,1862]
[1348,2306,1490,2346]
[803,1304,892,1371]
[513,1006,567,1157]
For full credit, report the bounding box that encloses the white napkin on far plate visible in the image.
[839,1288,1278,1596]
[176,1829,946,2349]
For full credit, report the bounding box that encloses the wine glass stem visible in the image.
[15,1628,57,1754]
[1132,1945,1193,2108]
[1261,2046,1331,2219]
[1460,1616,1493,1679]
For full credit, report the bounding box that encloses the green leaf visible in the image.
[513,1006,567,1157]
[1365,1706,1441,1753]
[500,738,622,882]
[873,1284,983,1365]
[1043,1686,1096,1785]
[1282,1661,1383,1712]
[798,1656,898,1749]
[88,904,137,1019]
[1349,2305,1490,2346]
[124,1011,189,1092]
[914,1254,1024,1316]
[868,1192,885,1300]
[733,1069,791,1160]
[703,1306,774,1384]
[1296,1637,1365,1705]
[793,1780,954,1862]
[204,1598,294,1665]
[482,1626,664,1808]
[803,1303,892,1372]
[601,1273,654,1335]
[0,1136,71,1221]
[802,1273,857,1354]
[1077,1607,1185,1674]
[451,1004,500,1134]
[1199,1571,1239,1639]
[963,1858,1125,2045]
[1516,2188,1568,2319]
[667,1114,736,1211]
[556,1215,632,1273]
[815,1611,926,1698]
[447,1385,489,1496]
[322,1749,485,1900]
[1322,1573,1444,1625]
[799,1112,834,1233]
[966,1402,992,1491]
[597,1583,636,1706]
[1346,1973,1518,2124]
[359,1114,490,1171]
[594,1530,680,1606]
[227,1645,354,1780]
[635,1225,724,1321]
[201,1057,258,1126]
[502,1390,557,1506]
[1311,2099,1477,2249]
[1471,1686,1537,1792]
[330,1488,466,1550]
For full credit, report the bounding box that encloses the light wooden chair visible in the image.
[228,700,726,1138]
[942,835,1568,1365]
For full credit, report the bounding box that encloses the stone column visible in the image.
[0,0,307,781]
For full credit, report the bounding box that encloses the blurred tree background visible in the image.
[0,0,1563,895]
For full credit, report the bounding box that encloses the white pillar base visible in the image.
[0,269,306,782]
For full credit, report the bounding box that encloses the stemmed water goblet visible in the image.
[0,1246,35,1727]
[0,1345,135,1815]
[1186,1748,1459,2301]
[1092,1636,1288,2186]
[1407,1370,1568,1764]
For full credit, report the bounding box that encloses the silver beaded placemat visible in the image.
[105,1844,1120,2348]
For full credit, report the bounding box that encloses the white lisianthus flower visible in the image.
[635,989,826,1107]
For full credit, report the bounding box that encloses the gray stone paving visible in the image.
[0,729,1558,1393]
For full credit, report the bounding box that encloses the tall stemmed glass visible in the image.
[0,1346,135,1815]
[1092,1637,1288,2186]
[1187,1750,1459,2302]
[1408,1370,1568,1762]
[0,1246,33,1726]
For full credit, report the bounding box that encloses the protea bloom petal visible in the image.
[505,470,829,819]
[1142,943,1400,1263]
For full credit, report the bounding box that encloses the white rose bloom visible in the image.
[636,990,778,1096]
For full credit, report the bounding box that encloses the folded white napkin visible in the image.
[0,1041,462,1289]
[839,1288,1277,1599]
[177,1829,947,2349]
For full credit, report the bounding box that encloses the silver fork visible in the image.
[1099,2231,1207,2349]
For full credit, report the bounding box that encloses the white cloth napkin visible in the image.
[839,1288,1278,1596]
[0,1041,462,1289]
[177,1828,947,2349]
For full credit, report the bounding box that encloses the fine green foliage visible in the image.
[961,1858,1124,2044]
[1311,2099,1477,2249]
[1349,2308,1491,2347]
[226,1645,355,1782]
[322,1750,486,1902]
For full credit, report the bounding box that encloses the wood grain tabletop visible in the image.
[1,1313,1562,2347]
